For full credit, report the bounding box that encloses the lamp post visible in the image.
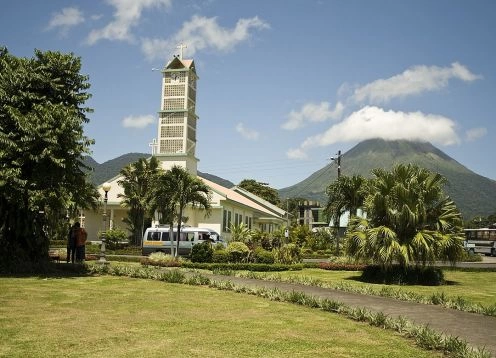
[99,182,111,264]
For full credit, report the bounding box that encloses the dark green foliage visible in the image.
[190,241,213,263]
[253,247,275,264]
[212,249,229,263]
[360,265,445,286]
[238,179,281,206]
[0,48,98,267]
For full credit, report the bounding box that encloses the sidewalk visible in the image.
[206,273,496,356]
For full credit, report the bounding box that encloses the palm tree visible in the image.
[117,157,160,245]
[167,166,212,256]
[150,170,177,255]
[346,164,464,268]
[325,174,367,254]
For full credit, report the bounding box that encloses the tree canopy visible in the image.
[238,179,281,206]
[0,48,98,265]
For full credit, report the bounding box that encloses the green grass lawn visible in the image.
[0,275,442,358]
[269,269,496,307]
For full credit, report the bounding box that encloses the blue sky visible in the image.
[1,0,495,189]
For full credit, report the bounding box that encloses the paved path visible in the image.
[206,274,496,356]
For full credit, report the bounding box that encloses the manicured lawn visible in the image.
[272,269,496,307]
[0,275,441,358]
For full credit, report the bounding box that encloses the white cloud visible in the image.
[46,7,84,34]
[282,101,344,130]
[86,0,172,45]
[235,123,259,140]
[465,127,487,142]
[287,106,460,159]
[141,15,269,61]
[286,148,308,160]
[353,62,482,104]
[122,114,155,128]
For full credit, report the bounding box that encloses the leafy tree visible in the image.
[117,157,160,245]
[0,48,98,265]
[346,164,465,269]
[238,179,281,206]
[167,166,211,256]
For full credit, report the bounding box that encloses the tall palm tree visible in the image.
[150,170,177,255]
[325,174,367,253]
[167,166,212,256]
[346,164,464,268]
[117,157,160,245]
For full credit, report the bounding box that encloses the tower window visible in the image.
[164,98,185,110]
[161,125,184,138]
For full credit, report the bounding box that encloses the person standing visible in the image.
[66,223,77,264]
[74,222,88,263]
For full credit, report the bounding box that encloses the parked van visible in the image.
[142,226,225,256]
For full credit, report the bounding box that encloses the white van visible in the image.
[142,226,225,256]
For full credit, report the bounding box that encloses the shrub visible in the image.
[145,252,184,267]
[99,228,128,250]
[253,247,275,264]
[274,243,301,264]
[212,250,229,263]
[226,241,250,263]
[190,242,213,263]
[360,265,445,286]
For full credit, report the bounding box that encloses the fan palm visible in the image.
[346,164,464,268]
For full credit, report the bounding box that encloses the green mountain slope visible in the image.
[278,139,496,220]
[84,153,235,189]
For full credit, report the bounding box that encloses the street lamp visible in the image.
[98,182,111,264]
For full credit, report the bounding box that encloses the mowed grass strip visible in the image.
[0,276,440,358]
[272,269,496,307]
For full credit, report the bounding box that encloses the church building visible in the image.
[82,48,287,242]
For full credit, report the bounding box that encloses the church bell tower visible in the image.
[151,44,199,175]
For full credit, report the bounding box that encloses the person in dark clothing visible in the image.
[74,222,88,263]
[66,223,77,264]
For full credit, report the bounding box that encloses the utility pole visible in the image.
[331,150,342,178]
[330,150,343,255]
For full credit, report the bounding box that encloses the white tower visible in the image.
[152,45,199,175]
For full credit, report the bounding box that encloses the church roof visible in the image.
[165,56,195,70]
[199,177,284,218]
[233,186,287,217]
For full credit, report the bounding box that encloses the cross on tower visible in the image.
[148,138,158,155]
[176,43,187,60]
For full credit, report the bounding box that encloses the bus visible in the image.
[142,226,225,256]
[463,228,496,256]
